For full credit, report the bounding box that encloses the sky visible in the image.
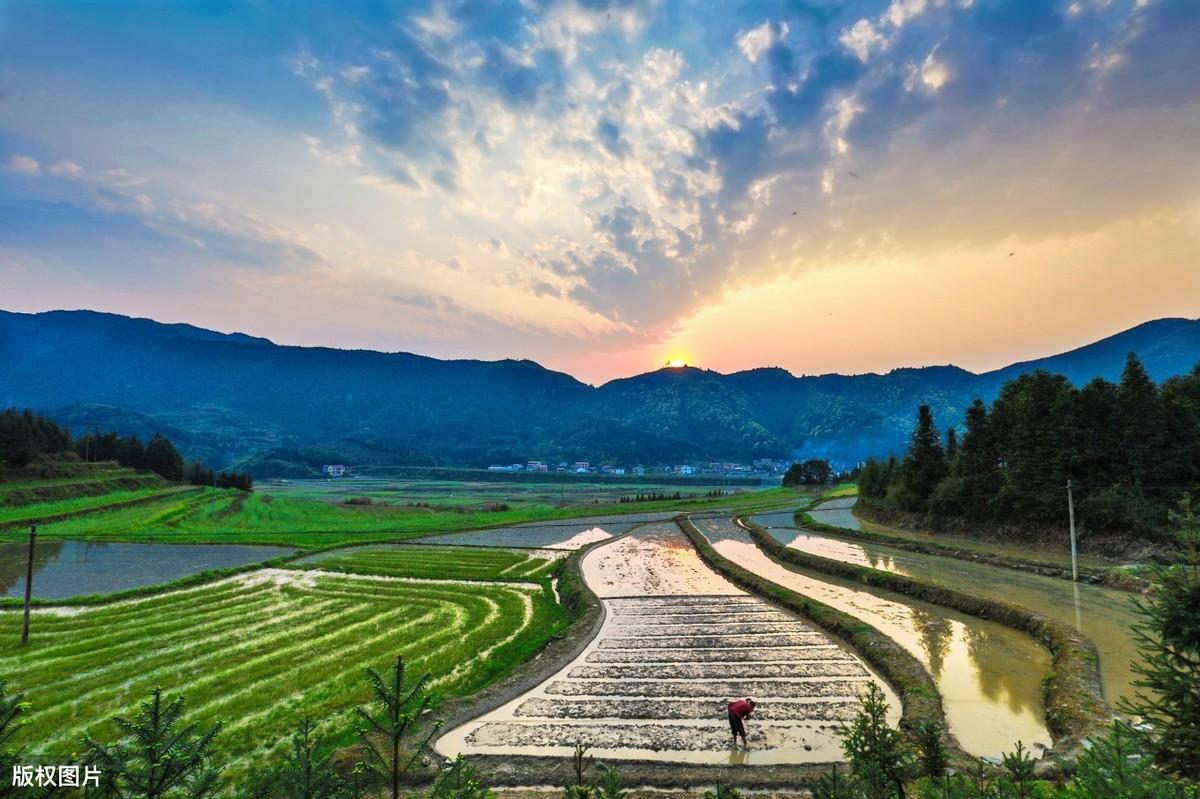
[0,0,1197,385]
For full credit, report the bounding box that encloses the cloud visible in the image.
[47,160,84,178]
[738,20,788,63]
[5,154,40,174]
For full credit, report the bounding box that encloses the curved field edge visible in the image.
[744,514,1109,765]
[0,569,572,792]
[825,500,1152,593]
[675,517,962,770]
[0,485,808,543]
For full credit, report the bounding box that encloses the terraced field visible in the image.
[0,569,566,786]
[413,514,675,550]
[291,543,564,580]
[437,522,899,765]
[692,516,1052,757]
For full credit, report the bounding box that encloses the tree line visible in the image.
[0,408,252,491]
[858,354,1200,543]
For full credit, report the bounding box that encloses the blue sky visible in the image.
[1,0,1197,382]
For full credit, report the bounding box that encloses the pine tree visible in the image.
[1118,353,1165,488]
[355,655,438,799]
[841,683,912,799]
[897,405,945,512]
[83,688,222,799]
[1119,497,1200,779]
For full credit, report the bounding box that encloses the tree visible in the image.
[429,755,492,799]
[252,717,358,799]
[841,683,912,799]
[1120,497,1200,779]
[144,434,184,482]
[895,405,945,512]
[1060,721,1190,798]
[84,688,221,799]
[784,459,833,486]
[0,681,27,796]
[355,656,438,799]
[1117,353,1166,488]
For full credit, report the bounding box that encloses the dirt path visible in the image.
[435,522,898,765]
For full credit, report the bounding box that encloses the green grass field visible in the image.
[292,543,561,581]
[1,569,567,787]
[0,481,805,548]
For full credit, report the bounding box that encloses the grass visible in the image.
[1,569,569,789]
[0,485,195,528]
[291,543,560,581]
[0,484,806,548]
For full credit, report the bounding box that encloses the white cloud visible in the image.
[920,50,951,91]
[839,19,885,62]
[5,154,40,174]
[737,20,788,63]
[47,159,84,178]
[884,0,929,28]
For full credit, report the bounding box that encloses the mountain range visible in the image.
[1,309,1198,475]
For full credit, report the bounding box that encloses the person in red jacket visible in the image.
[727,697,755,746]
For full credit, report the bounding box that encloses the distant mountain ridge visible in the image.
[2,309,1198,474]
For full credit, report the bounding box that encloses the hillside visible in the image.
[1,310,1198,473]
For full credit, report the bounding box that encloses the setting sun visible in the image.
[665,357,688,368]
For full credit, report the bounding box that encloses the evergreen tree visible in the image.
[83,688,222,799]
[896,405,945,512]
[355,656,438,799]
[0,681,26,796]
[144,434,184,481]
[841,683,912,799]
[1118,353,1166,488]
[1120,497,1200,779]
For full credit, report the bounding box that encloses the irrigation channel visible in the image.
[436,521,901,764]
[754,498,1141,707]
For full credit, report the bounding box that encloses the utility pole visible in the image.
[1067,480,1078,582]
[21,525,36,646]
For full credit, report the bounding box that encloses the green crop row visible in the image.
[291,543,560,581]
[0,570,568,787]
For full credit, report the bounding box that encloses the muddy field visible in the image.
[436,524,898,765]
[691,516,1052,757]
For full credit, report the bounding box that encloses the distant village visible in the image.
[321,459,791,479]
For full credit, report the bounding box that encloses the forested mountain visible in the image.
[1,309,1198,475]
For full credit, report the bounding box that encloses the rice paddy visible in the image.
[0,568,567,786]
[291,543,564,581]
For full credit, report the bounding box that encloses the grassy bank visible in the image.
[675,517,958,760]
[743,515,1110,760]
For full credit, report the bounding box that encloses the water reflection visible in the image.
[753,501,1142,705]
[0,540,295,599]
[693,516,1051,757]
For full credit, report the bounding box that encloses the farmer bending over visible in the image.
[727,697,755,746]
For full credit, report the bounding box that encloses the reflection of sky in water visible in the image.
[0,540,294,599]
[694,517,1051,757]
[753,500,1142,705]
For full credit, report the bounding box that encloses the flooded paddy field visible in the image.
[412,513,675,550]
[0,539,295,599]
[437,523,899,765]
[693,516,1052,757]
[755,501,1141,705]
